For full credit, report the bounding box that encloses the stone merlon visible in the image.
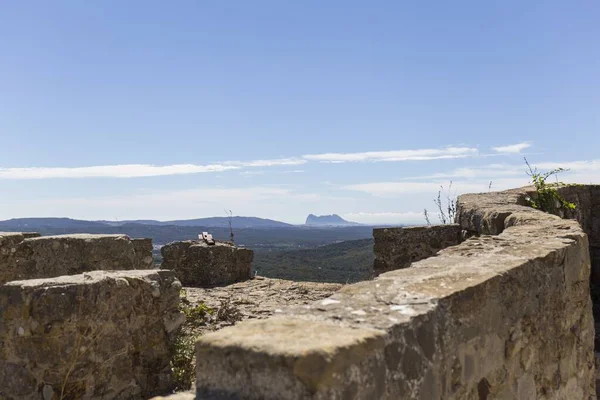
[0,233,154,285]
[161,240,253,287]
[373,224,463,275]
[0,269,184,399]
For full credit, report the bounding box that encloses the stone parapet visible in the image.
[555,185,600,283]
[192,187,595,399]
[373,224,463,275]
[0,233,154,285]
[161,240,253,287]
[0,269,183,399]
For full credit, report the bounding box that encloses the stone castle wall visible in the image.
[191,187,595,399]
[554,185,600,284]
[373,224,463,275]
[161,240,253,287]
[0,233,154,285]
[3,185,598,400]
[0,270,183,399]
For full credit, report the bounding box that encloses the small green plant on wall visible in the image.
[524,157,576,213]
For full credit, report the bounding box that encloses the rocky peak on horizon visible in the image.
[305,214,359,226]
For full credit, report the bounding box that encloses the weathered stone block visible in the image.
[196,318,386,399]
[132,238,155,269]
[161,241,253,287]
[373,224,462,275]
[0,270,183,399]
[555,185,600,282]
[0,233,154,285]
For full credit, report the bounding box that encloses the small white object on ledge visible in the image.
[199,232,215,245]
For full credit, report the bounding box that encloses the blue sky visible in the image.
[1,1,598,224]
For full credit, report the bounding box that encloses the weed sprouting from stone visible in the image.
[423,208,432,225]
[170,289,214,390]
[524,157,576,214]
[424,182,457,225]
[170,333,198,391]
[225,209,235,244]
[215,296,243,325]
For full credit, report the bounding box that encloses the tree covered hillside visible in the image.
[253,238,374,283]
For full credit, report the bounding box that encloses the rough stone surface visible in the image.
[22,232,42,239]
[553,185,600,283]
[550,184,600,395]
[183,277,342,334]
[132,238,155,269]
[164,278,342,394]
[194,187,595,399]
[0,270,183,399]
[161,240,253,287]
[373,225,463,275]
[0,233,154,285]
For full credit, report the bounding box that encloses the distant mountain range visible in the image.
[0,216,293,230]
[98,216,293,228]
[0,217,376,248]
[305,214,360,227]
[0,217,111,230]
[0,215,365,230]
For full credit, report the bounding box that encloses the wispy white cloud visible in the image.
[492,142,532,154]
[241,168,306,178]
[303,147,478,163]
[0,164,240,179]
[0,157,306,180]
[240,170,266,177]
[232,158,306,168]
